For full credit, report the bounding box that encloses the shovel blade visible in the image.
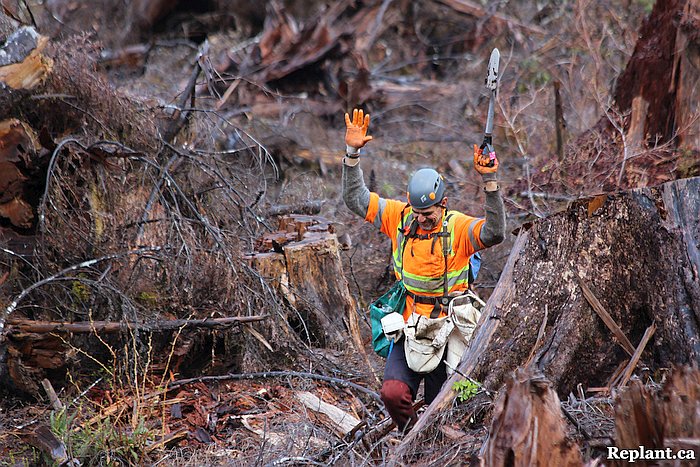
[485,48,500,91]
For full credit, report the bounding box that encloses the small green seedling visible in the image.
[452,378,480,402]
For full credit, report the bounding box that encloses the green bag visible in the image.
[369,281,407,358]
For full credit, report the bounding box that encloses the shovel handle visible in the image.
[480,136,496,168]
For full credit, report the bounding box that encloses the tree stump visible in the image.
[245,215,361,349]
[481,368,582,467]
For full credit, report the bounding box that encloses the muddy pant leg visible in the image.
[381,338,420,432]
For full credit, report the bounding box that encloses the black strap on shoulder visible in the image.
[431,210,453,318]
[398,204,415,261]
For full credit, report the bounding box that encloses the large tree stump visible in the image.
[556,0,699,193]
[673,0,700,152]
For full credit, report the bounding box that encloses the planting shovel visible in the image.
[480,48,500,167]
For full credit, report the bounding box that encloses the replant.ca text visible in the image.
[607,446,696,463]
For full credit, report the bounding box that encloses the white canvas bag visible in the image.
[403,312,454,373]
[444,293,483,375]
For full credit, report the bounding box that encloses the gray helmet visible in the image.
[407,168,446,209]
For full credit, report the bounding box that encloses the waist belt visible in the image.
[407,291,451,305]
[407,291,460,318]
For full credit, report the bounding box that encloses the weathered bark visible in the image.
[559,0,699,193]
[613,366,700,466]
[0,119,42,229]
[613,0,699,148]
[673,0,700,152]
[395,177,700,460]
[490,178,699,391]
[5,331,66,396]
[481,368,582,467]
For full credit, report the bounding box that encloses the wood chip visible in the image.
[296,391,361,436]
[41,378,63,411]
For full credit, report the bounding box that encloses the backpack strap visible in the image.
[397,204,413,286]
[398,204,415,262]
[431,210,453,318]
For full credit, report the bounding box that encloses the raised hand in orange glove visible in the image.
[473,144,499,182]
[344,108,373,155]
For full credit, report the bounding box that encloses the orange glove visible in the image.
[473,144,499,176]
[344,108,373,150]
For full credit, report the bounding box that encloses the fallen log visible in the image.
[296,391,361,437]
[264,201,323,217]
[5,315,267,333]
[0,315,268,397]
[436,0,546,36]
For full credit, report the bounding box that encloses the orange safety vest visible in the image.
[364,192,485,320]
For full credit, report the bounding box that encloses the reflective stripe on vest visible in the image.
[374,198,387,229]
[392,209,470,295]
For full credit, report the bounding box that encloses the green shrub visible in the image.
[452,378,480,402]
